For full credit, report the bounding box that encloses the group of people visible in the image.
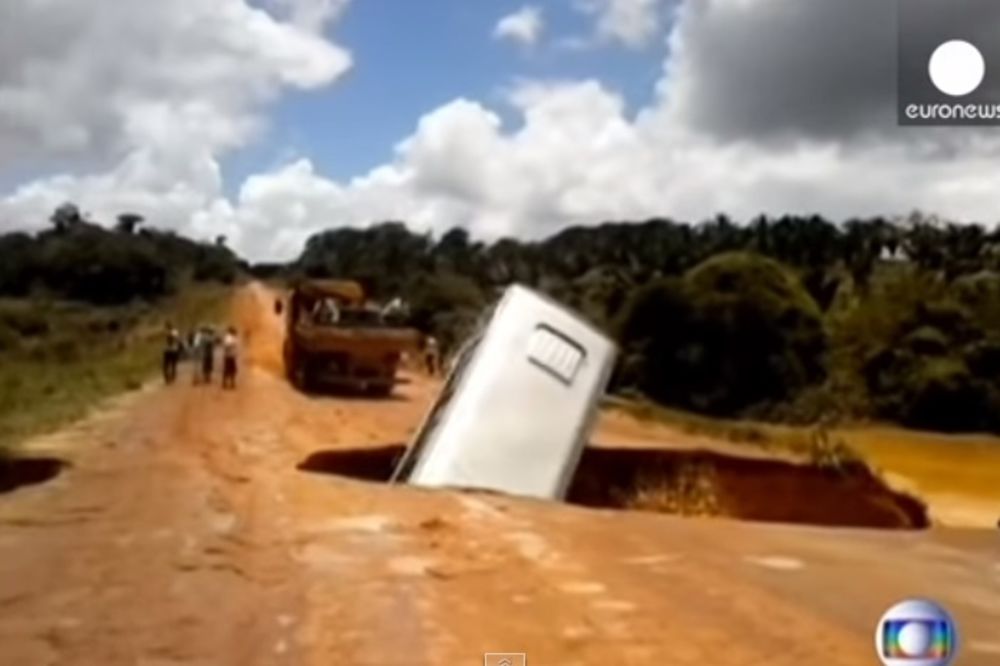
[163,323,240,389]
[306,296,410,328]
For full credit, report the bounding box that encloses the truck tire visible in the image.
[291,357,312,392]
[283,343,295,382]
[301,370,315,393]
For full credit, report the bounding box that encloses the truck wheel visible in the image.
[292,360,311,392]
[283,344,295,382]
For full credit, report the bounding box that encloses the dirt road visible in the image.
[0,284,997,665]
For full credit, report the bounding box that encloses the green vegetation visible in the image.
[0,204,240,304]
[0,203,241,452]
[280,214,1000,435]
[0,286,229,452]
[4,202,1000,441]
[611,397,805,450]
[615,252,826,416]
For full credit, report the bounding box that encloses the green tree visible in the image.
[49,202,83,234]
[116,213,145,235]
[0,233,36,296]
[617,252,827,415]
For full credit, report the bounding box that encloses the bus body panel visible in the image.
[392,285,617,500]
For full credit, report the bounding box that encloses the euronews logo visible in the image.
[898,0,1000,126]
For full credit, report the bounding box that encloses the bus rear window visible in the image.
[526,325,585,385]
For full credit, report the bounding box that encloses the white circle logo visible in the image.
[928,40,986,97]
[875,599,958,666]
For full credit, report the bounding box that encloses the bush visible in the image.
[34,226,169,304]
[964,338,1000,379]
[0,220,241,306]
[904,301,981,346]
[562,266,633,330]
[0,302,51,337]
[616,252,827,416]
[0,324,19,352]
[953,271,1000,330]
[900,358,1000,432]
[193,247,240,284]
[0,233,36,297]
[407,273,488,352]
[903,326,949,356]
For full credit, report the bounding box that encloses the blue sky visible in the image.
[224,1,668,196]
[6,0,993,260]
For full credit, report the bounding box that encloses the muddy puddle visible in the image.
[298,445,929,530]
[0,457,66,495]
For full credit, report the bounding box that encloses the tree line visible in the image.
[283,214,1000,434]
[0,203,242,305]
[4,203,999,435]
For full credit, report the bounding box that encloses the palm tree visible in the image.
[116,213,144,234]
[49,202,82,233]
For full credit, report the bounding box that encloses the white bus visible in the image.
[389,285,617,501]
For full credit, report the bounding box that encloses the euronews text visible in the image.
[904,102,1000,121]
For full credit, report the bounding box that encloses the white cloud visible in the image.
[264,0,352,32]
[574,0,667,49]
[494,6,545,47]
[3,0,1000,263]
[0,0,350,243]
[0,1,350,171]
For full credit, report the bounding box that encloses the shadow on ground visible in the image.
[297,444,929,530]
[299,445,406,482]
[289,380,412,402]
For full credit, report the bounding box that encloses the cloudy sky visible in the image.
[1,0,998,261]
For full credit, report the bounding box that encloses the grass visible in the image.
[608,396,814,453]
[0,284,231,453]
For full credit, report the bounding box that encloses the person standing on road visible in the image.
[199,326,216,385]
[424,335,440,376]
[221,326,239,390]
[162,323,181,385]
[188,328,202,384]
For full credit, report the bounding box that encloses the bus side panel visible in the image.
[408,287,616,500]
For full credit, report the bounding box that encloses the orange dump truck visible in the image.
[283,280,421,396]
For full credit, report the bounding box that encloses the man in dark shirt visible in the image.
[200,326,216,385]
